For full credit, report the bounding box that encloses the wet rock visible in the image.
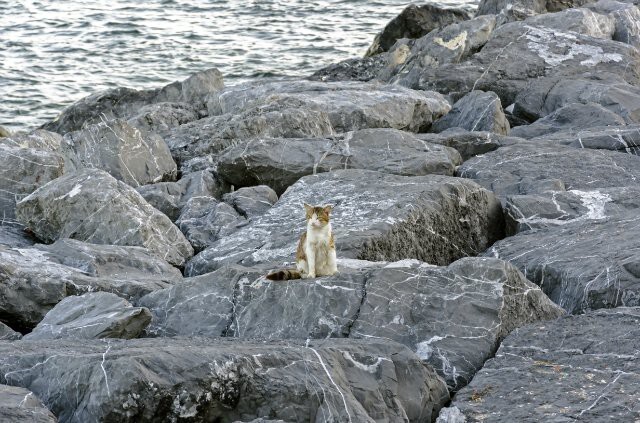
[432,91,510,135]
[0,323,21,340]
[222,186,278,218]
[457,143,640,198]
[416,130,524,161]
[0,385,57,423]
[0,337,449,423]
[588,0,640,47]
[216,129,462,195]
[24,292,151,341]
[448,308,640,421]
[365,4,472,57]
[41,68,224,134]
[15,168,193,267]
[509,102,626,138]
[176,197,246,252]
[61,119,177,187]
[185,169,504,276]
[126,102,200,136]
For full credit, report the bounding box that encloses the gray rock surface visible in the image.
[528,124,640,153]
[365,4,472,57]
[16,168,193,266]
[126,102,200,136]
[431,91,510,135]
[309,52,392,82]
[0,222,37,248]
[448,308,640,422]
[135,181,183,221]
[525,7,615,37]
[416,130,524,161]
[476,0,596,17]
[222,186,278,218]
[588,0,640,47]
[24,292,151,341]
[0,384,57,423]
[61,119,177,187]
[0,322,21,340]
[186,169,504,276]
[42,68,224,134]
[0,337,449,423]
[216,129,462,195]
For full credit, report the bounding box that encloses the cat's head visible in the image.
[304,203,332,228]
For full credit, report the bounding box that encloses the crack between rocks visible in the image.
[342,273,369,338]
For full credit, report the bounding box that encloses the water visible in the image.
[1,0,475,132]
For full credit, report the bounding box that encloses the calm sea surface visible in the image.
[1,0,476,132]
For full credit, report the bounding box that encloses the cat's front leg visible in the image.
[327,248,338,275]
[305,246,316,278]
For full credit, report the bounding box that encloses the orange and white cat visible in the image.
[266,203,337,280]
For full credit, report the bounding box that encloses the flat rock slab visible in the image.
[432,90,509,135]
[416,130,524,161]
[0,222,37,248]
[447,307,640,422]
[16,168,193,267]
[216,128,462,195]
[486,211,640,313]
[457,143,640,198]
[62,119,177,187]
[529,124,640,154]
[24,292,151,341]
[185,169,504,276]
[0,337,449,423]
[141,257,563,391]
[222,185,278,218]
[0,384,57,423]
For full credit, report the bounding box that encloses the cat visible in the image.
[266,203,338,280]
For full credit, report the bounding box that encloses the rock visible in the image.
[0,126,10,138]
[417,130,524,161]
[0,222,37,248]
[176,197,246,252]
[529,124,640,153]
[416,20,640,106]
[135,182,182,220]
[61,119,177,187]
[126,102,200,137]
[1,129,64,151]
[588,0,640,47]
[0,385,57,423]
[15,168,193,267]
[0,142,66,220]
[513,73,640,123]
[0,244,171,332]
[0,322,21,340]
[177,169,230,201]
[525,8,615,38]
[436,406,466,423]
[222,186,278,218]
[486,210,640,312]
[448,308,640,421]
[185,169,504,276]
[309,52,391,82]
[509,102,626,138]
[140,257,563,391]
[476,0,596,17]
[432,91,510,135]
[24,292,151,341]
[365,4,472,57]
[0,337,449,423]
[457,143,640,198]
[41,68,224,134]
[216,129,462,195]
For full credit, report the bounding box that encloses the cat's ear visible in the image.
[323,204,333,214]
[303,203,313,213]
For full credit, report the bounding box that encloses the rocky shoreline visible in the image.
[2,0,640,421]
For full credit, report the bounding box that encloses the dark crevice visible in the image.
[221,277,244,338]
[342,273,369,338]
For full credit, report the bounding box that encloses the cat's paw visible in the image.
[307,272,316,279]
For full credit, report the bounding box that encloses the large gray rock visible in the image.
[24,292,151,341]
[0,337,449,423]
[476,0,596,17]
[310,52,393,83]
[142,257,563,391]
[528,124,640,153]
[509,102,626,138]
[185,170,504,276]
[524,7,615,37]
[0,385,57,423]
[431,91,510,135]
[0,142,66,220]
[42,68,224,134]
[457,143,640,198]
[0,244,171,332]
[588,0,640,47]
[216,129,462,195]
[222,186,278,218]
[16,168,193,266]
[0,222,36,248]
[447,308,640,422]
[416,130,524,161]
[61,119,177,187]
[0,322,21,340]
[416,19,640,106]
[365,4,472,57]
[126,102,200,137]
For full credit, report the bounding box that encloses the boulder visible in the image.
[365,4,472,57]
[529,124,640,153]
[15,168,193,267]
[222,186,278,218]
[524,7,615,38]
[0,338,449,423]
[135,182,183,221]
[41,68,224,134]
[186,170,504,276]
[587,0,640,47]
[309,52,392,82]
[446,308,640,422]
[0,126,10,137]
[126,102,200,136]
[457,143,640,198]
[509,102,626,138]
[61,119,177,187]
[416,130,524,160]
[476,0,596,17]
[216,129,462,195]
[0,322,21,340]
[0,222,37,248]
[24,292,151,341]
[431,91,510,135]
[0,385,57,423]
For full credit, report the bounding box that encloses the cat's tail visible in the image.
[265,269,302,281]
